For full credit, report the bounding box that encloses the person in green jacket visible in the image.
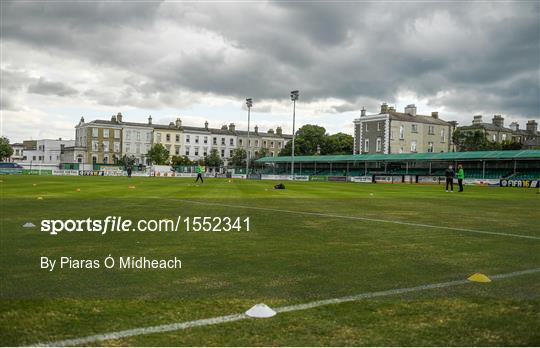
[195,164,205,183]
[457,164,465,192]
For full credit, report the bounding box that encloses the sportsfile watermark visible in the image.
[41,216,251,235]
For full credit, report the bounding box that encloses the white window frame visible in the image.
[411,140,417,152]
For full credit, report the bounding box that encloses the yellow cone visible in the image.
[76,188,81,192]
[32,183,37,186]
[37,196,43,200]
[128,185,136,189]
[467,273,491,283]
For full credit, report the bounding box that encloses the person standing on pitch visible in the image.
[127,164,132,178]
[195,163,204,183]
[457,164,465,192]
[445,164,455,192]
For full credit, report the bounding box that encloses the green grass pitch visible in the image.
[1,175,539,346]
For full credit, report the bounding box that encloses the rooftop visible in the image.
[255,150,540,163]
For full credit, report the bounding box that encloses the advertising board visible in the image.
[500,179,539,188]
[349,176,373,183]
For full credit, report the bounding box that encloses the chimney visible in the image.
[509,122,519,131]
[117,112,123,123]
[472,115,483,124]
[268,128,274,134]
[204,121,209,130]
[431,111,439,119]
[389,106,396,112]
[221,124,228,130]
[254,125,259,135]
[148,115,152,125]
[526,120,538,133]
[111,114,116,122]
[175,118,182,128]
[380,103,388,114]
[492,115,504,128]
[228,123,235,132]
[79,116,85,124]
[404,104,417,116]
[361,107,366,117]
[276,126,282,135]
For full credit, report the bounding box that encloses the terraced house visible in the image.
[153,117,184,160]
[353,103,456,154]
[457,115,540,149]
[69,113,292,167]
[72,115,123,165]
[121,115,153,165]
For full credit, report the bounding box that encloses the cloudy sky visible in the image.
[1,1,539,143]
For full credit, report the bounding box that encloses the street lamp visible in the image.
[245,98,253,178]
[290,90,299,178]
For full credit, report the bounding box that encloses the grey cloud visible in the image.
[1,1,539,118]
[28,77,78,97]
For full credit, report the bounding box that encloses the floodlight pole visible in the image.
[290,90,299,179]
[245,98,253,178]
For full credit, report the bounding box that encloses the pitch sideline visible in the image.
[36,268,540,347]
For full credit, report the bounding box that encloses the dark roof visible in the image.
[153,124,185,131]
[87,119,121,126]
[383,111,452,126]
[255,150,540,163]
[84,119,292,138]
[459,122,514,132]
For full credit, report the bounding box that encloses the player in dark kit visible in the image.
[445,164,455,192]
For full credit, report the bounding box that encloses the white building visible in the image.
[7,143,24,162]
[122,120,153,165]
[71,113,292,166]
[20,138,75,169]
[181,121,214,161]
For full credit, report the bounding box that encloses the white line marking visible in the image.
[36,268,540,347]
[160,198,540,241]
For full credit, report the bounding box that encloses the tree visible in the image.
[204,149,223,167]
[0,137,13,161]
[147,144,170,165]
[452,130,501,152]
[117,154,136,167]
[323,132,354,155]
[255,147,269,159]
[501,140,523,150]
[171,155,194,166]
[279,125,354,156]
[229,148,246,167]
[279,124,327,156]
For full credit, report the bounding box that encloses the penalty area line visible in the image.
[163,198,540,241]
[35,268,540,347]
